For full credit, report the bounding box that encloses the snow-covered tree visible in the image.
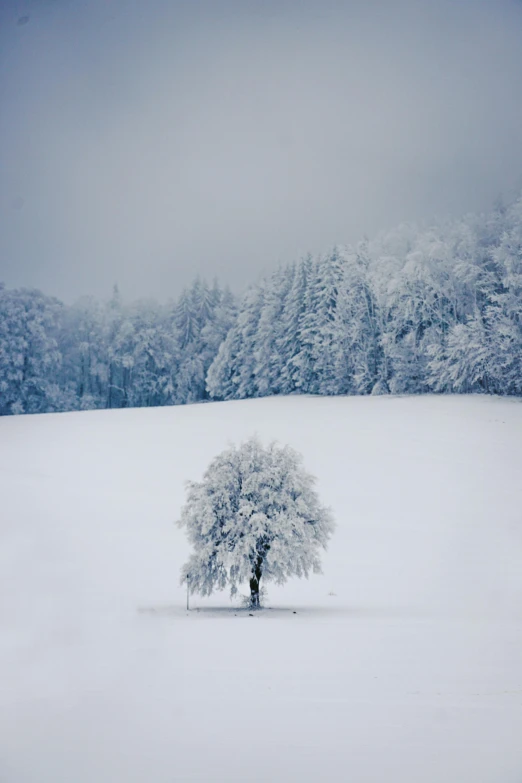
[58,295,107,409]
[0,286,64,415]
[285,255,321,393]
[199,284,237,377]
[206,284,265,400]
[487,196,522,394]
[341,245,384,395]
[253,265,293,396]
[178,437,335,608]
[122,300,180,407]
[174,279,237,404]
[276,258,310,394]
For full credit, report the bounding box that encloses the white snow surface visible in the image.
[1,394,522,782]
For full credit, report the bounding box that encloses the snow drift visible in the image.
[1,394,521,782]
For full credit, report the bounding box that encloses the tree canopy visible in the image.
[178,437,335,608]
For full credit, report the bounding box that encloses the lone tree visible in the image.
[178,436,335,608]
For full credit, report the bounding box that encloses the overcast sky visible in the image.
[1,0,522,302]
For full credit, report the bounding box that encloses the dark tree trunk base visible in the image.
[249,558,263,608]
[249,576,260,608]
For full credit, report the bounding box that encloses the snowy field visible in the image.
[1,394,522,783]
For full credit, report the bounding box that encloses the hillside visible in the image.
[1,395,522,782]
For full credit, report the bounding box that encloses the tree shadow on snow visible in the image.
[137,603,428,620]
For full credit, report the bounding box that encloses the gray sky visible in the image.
[1,0,522,302]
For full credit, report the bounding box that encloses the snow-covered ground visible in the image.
[1,395,522,782]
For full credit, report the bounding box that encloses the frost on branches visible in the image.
[178,437,335,608]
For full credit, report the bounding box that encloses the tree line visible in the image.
[208,195,522,399]
[0,279,236,415]
[1,194,521,415]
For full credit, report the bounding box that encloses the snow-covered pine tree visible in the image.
[199,283,237,378]
[233,282,267,399]
[205,317,244,400]
[340,245,384,395]
[206,284,265,400]
[174,286,199,351]
[252,265,293,396]
[290,249,343,395]
[285,254,320,393]
[178,436,335,608]
[172,278,237,404]
[311,246,363,395]
[277,256,313,394]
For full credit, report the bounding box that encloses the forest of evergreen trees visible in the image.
[1,194,521,415]
[0,279,237,415]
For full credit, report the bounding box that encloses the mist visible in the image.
[1,0,522,302]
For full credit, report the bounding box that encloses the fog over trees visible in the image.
[1,194,521,415]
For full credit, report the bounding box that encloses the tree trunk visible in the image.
[249,575,260,608]
[249,557,263,608]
